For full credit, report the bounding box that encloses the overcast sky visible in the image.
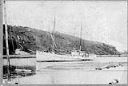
[6,1,127,52]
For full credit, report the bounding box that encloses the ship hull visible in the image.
[36,51,93,62]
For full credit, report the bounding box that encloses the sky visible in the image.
[5,1,127,52]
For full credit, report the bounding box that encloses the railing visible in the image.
[96,55,128,57]
[3,55,36,59]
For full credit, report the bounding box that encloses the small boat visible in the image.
[15,69,32,73]
[15,49,30,55]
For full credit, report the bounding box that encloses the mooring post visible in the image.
[0,0,3,85]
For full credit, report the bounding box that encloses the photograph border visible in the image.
[0,0,127,86]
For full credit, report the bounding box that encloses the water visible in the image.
[10,60,127,84]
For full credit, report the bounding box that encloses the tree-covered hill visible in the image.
[3,25,120,55]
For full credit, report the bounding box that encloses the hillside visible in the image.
[3,25,120,55]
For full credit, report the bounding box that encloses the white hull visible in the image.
[36,51,93,62]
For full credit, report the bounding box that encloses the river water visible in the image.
[9,60,127,84]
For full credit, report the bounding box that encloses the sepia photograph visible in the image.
[1,0,127,85]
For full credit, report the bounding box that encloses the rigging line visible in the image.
[3,0,11,81]
[51,16,57,51]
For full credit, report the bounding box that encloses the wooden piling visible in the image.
[0,0,3,85]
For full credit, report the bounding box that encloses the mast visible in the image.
[4,0,11,81]
[79,24,82,51]
[53,16,56,34]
